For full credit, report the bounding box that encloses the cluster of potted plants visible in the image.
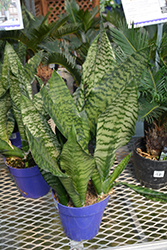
[109,17,167,189]
[1,14,167,242]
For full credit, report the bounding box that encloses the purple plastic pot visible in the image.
[6,160,50,199]
[51,189,109,241]
[9,132,22,147]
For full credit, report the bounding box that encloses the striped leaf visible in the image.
[84,48,148,135]
[102,153,132,194]
[33,91,48,118]
[0,92,11,142]
[92,84,138,193]
[75,23,116,110]
[6,110,15,140]
[0,139,24,158]
[40,169,68,206]
[25,127,67,178]
[5,43,31,99]
[39,70,89,150]
[21,95,61,160]
[60,125,95,206]
[115,182,167,203]
[0,46,10,97]
[24,51,42,89]
[9,72,28,148]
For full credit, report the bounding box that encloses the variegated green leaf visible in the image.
[6,110,15,139]
[60,125,95,206]
[75,23,117,110]
[0,46,10,97]
[0,92,11,142]
[84,49,148,135]
[40,169,68,206]
[21,95,61,160]
[115,182,167,203]
[0,139,24,158]
[33,91,48,117]
[9,72,28,148]
[39,70,88,150]
[24,51,42,87]
[94,84,138,182]
[5,43,31,99]
[102,153,132,194]
[25,127,67,178]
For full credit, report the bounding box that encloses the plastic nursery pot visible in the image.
[5,160,50,198]
[51,189,110,241]
[133,137,167,189]
[9,132,22,147]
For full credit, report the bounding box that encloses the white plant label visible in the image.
[153,170,165,178]
[121,0,167,28]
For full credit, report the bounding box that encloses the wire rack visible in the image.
[1,138,167,250]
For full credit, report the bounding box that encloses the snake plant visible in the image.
[3,23,167,206]
[0,42,42,160]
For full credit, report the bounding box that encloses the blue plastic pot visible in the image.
[9,132,22,147]
[6,161,50,198]
[51,189,110,241]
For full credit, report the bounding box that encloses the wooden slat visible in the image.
[35,0,100,21]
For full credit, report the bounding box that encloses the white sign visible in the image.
[0,0,24,30]
[121,0,167,28]
[153,170,165,178]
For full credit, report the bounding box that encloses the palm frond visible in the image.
[110,22,150,58]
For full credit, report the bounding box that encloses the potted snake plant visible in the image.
[0,42,50,198]
[8,23,167,241]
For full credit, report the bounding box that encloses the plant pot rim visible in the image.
[134,137,167,163]
[51,189,110,210]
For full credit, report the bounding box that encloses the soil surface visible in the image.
[53,180,111,207]
[6,153,36,169]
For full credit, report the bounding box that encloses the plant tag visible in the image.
[10,133,17,139]
[153,171,165,178]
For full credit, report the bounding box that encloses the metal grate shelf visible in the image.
[1,138,167,249]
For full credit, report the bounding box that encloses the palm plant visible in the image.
[0,4,82,85]
[108,19,167,158]
[13,22,167,207]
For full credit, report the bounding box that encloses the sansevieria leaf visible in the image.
[92,83,138,193]
[0,139,24,158]
[25,127,67,178]
[115,182,167,203]
[84,48,148,135]
[60,125,95,207]
[0,92,11,142]
[102,153,132,194]
[21,94,61,160]
[0,46,10,97]
[75,22,116,111]
[39,70,88,150]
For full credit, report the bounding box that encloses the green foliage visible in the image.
[20,23,164,208]
[0,43,42,160]
[2,22,167,208]
[107,18,167,125]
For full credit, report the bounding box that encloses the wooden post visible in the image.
[41,0,48,16]
[92,0,100,16]
[92,0,100,9]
